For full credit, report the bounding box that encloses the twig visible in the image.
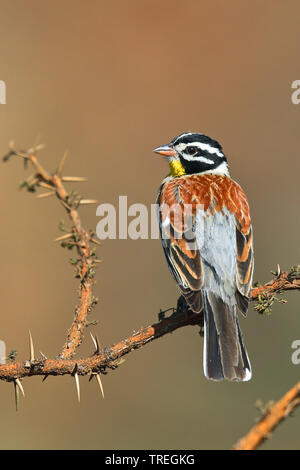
[3,144,99,359]
[233,381,300,450]
[0,266,299,381]
[251,269,300,300]
[0,310,202,381]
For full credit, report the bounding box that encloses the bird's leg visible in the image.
[157,296,191,322]
[158,307,176,322]
[177,295,204,334]
[175,295,189,317]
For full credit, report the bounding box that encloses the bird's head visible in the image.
[153,132,229,177]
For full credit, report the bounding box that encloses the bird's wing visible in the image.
[229,181,254,314]
[157,179,204,312]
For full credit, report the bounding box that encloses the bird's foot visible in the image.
[157,307,176,322]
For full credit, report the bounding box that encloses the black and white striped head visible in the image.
[153,132,229,177]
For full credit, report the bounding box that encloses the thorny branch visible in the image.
[0,142,299,445]
[2,142,100,360]
[0,268,299,382]
[233,381,300,450]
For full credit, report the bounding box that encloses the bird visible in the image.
[153,132,254,382]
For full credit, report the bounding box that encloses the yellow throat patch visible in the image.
[169,160,185,177]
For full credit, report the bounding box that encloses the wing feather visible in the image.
[231,184,254,315]
[157,181,203,312]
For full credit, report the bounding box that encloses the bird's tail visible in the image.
[203,291,251,382]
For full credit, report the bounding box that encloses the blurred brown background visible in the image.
[0,0,299,450]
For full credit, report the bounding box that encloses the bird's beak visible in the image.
[153,145,176,157]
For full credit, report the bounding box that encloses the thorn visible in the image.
[37,191,55,199]
[35,144,46,152]
[62,176,88,182]
[39,182,54,191]
[40,351,47,360]
[57,150,68,176]
[90,332,97,352]
[54,233,73,242]
[79,199,98,205]
[95,335,101,351]
[94,259,103,263]
[27,143,46,154]
[15,151,29,159]
[60,199,71,210]
[74,372,80,403]
[28,177,39,187]
[15,378,25,398]
[29,330,35,362]
[91,238,101,245]
[42,374,49,382]
[90,332,100,354]
[96,373,105,399]
[14,381,19,411]
[277,264,281,277]
[89,374,95,382]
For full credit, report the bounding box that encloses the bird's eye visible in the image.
[185,146,197,155]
